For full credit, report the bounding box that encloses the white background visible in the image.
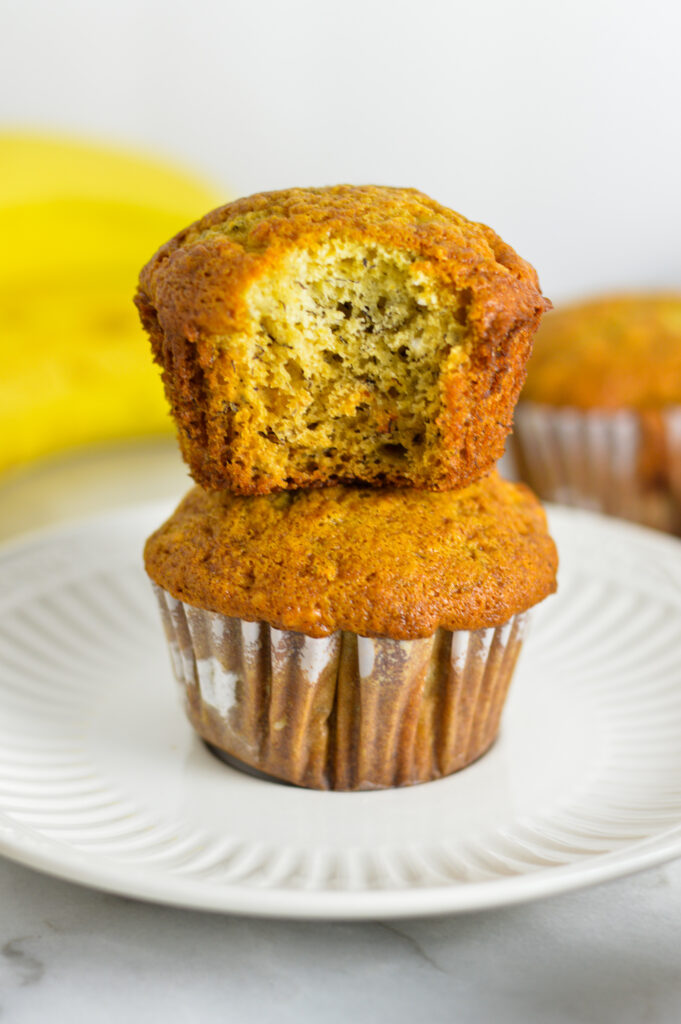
[2,0,680,305]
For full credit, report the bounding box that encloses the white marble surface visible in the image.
[1,854,681,1023]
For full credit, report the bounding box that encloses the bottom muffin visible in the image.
[145,474,557,791]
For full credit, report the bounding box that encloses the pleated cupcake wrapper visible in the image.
[514,403,681,534]
[153,584,528,791]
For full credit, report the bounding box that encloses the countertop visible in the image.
[2,855,681,1023]
[1,444,680,1023]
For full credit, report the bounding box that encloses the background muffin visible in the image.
[514,293,681,533]
[136,185,549,496]
[145,473,557,790]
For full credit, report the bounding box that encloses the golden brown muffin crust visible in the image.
[136,185,549,494]
[523,293,681,409]
[138,185,544,338]
[144,473,557,639]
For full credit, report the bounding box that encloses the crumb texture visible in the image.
[523,293,681,409]
[144,473,558,639]
[136,185,548,493]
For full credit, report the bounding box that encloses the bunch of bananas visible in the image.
[1,134,222,473]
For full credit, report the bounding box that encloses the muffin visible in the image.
[145,473,557,790]
[514,293,681,533]
[135,185,549,495]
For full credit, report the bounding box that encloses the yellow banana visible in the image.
[1,134,223,474]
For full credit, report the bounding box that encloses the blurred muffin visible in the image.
[145,473,557,790]
[135,185,549,495]
[514,293,681,533]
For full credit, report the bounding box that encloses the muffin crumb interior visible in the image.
[223,240,469,486]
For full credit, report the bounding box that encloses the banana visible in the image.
[0,135,223,474]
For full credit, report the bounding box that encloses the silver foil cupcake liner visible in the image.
[153,584,528,791]
[513,402,681,534]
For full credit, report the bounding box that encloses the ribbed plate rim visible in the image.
[1,500,681,920]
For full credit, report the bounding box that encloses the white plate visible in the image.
[1,502,681,920]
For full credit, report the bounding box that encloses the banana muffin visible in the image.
[145,473,557,790]
[514,293,681,532]
[136,185,549,495]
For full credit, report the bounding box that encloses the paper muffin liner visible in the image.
[513,402,681,534]
[152,584,529,791]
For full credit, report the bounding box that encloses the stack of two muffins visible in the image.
[137,186,557,791]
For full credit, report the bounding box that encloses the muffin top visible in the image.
[137,184,546,345]
[145,473,557,639]
[523,293,681,409]
[135,184,548,496]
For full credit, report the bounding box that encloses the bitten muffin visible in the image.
[136,185,549,495]
[145,473,558,790]
[514,293,681,533]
